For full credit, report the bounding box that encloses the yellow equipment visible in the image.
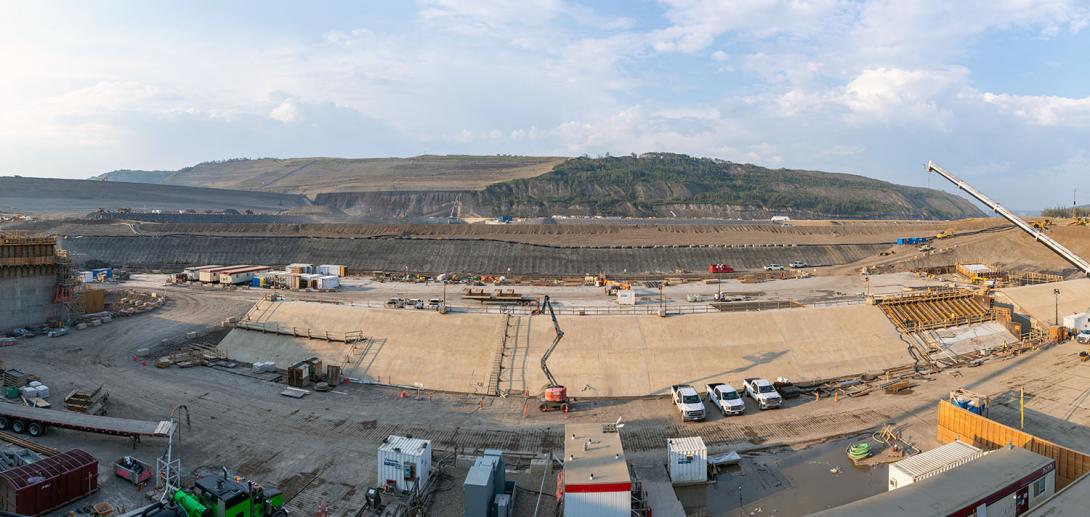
[935,228,953,239]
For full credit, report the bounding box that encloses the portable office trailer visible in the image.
[184,265,221,281]
[563,423,630,517]
[888,441,983,491]
[287,263,314,274]
[218,266,272,285]
[0,449,98,516]
[668,437,708,485]
[810,446,1055,517]
[317,276,340,290]
[378,436,432,493]
[198,265,244,283]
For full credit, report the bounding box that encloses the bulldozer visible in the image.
[935,228,953,239]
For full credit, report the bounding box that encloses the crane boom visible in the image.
[927,161,1090,275]
[538,295,565,388]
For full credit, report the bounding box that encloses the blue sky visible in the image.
[2,0,1089,209]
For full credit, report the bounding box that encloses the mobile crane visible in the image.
[537,295,569,412]
[927,161,1090,276]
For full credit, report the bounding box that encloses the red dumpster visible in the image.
[707,263,734,274]
[0,449,98,516]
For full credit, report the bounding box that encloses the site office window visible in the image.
[1032,476,1046,497]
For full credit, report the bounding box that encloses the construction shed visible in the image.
[0,449,98,516]
[808,446,1055,517]
[562,423,630,517]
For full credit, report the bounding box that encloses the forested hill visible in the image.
[478,153,983,220]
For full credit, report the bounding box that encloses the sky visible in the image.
[2,1,1089,209]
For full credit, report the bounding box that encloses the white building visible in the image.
[563,423,630,517]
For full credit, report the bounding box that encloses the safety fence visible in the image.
[936,400,1090,489]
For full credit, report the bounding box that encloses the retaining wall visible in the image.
[60,235,888,275]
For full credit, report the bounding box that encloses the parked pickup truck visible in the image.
[671,384,706,422]
[743,378,782,410]
[705,383,745,416]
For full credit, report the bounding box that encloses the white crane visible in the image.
[927,161,1090,276]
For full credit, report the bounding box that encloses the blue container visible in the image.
[251,277,261,287]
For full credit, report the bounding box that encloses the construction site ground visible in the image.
[1,276,1088,515]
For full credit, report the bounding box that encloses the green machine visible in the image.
[172,469,287,517]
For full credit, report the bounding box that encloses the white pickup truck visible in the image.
[671,384,706,422]
[705,383,745,416]
[743,378,782,410]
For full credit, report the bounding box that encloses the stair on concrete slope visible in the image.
[485,314,517,397]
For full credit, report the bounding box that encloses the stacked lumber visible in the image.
[64,385,109,415]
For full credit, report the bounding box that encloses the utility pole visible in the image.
[1055,288,1061,326]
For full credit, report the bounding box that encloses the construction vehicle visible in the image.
[935,228,953,239]
[171,469,287,517]
[1031,218,1053,231]
[927,162,1090,276]
[536,295,569,412]
[1070,217,1090,226]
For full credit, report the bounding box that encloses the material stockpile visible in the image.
[112,290,166,316]
[63,385,109,416]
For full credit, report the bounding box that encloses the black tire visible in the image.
[11,420,26,434]
[271,509,287,517]
[0,416,9,430]
[27,422,45,437]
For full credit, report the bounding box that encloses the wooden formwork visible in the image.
[936,400,1090,489]
[876,288,994,333]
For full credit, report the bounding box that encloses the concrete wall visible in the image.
[218,300,911,397]
[0,272,61,330]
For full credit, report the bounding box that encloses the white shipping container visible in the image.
[1063,312,1089,333]
[888,440,982,491]
[378,435,432,493]
[616,290,636,305]
[318,265,346,277]
[317,275,340,289]
[668,437,707,485]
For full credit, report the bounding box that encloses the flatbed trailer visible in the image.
[0,402,172,446]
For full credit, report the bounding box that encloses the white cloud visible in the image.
[982,92,1090,126]
[269,99,300,123]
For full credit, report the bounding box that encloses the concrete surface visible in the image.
[220,300,911,397]
[0,273,61,329]
[998,278,1090,326]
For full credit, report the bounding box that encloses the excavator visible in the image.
[537,295,570,412]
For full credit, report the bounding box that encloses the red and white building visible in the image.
[561,423,631,517]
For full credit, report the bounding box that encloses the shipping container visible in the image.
[317,276,340,290]
[1063,312,1089,333]
[287,263,314,274]
[318,265,346,277]
[378,436,432,493]
[0,449,98,516]
[616,290,636,305]
[668,437,707,485]
[888,441,982,490]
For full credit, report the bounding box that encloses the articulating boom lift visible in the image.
[538,295,569,411]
